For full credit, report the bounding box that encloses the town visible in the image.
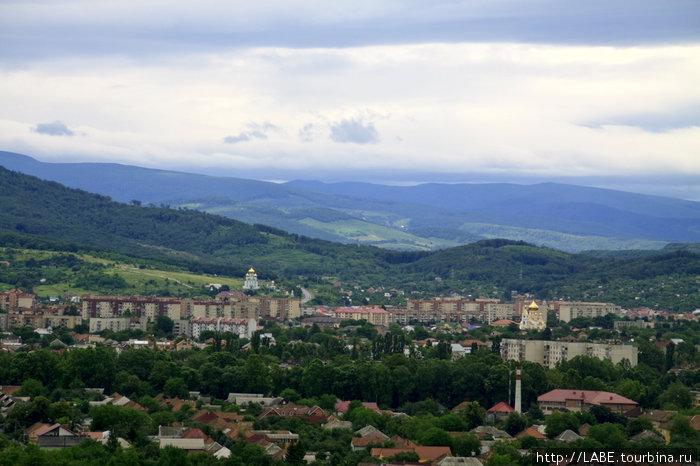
[1,264,699,466]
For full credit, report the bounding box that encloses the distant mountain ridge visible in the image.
[2,150,699,252]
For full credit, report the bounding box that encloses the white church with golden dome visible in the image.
[243,267,260,290]
[520,301,547,331]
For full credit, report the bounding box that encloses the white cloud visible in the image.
[0,41,698,182]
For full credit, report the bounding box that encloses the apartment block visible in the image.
[0,289,35,311]
[395,298,514,324]
[189,317,256,340]
[332,307,390,326]
[81,295,183,320]
[88,316,147,334]
[1,308,83,331]
[501,338,638,368]
[555,301,621,323]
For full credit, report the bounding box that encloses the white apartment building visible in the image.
[501,338,637,368]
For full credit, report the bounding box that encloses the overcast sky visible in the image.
[1,1,699,199]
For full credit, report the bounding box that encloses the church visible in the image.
[519,300,547,330]
[243,267,259,290]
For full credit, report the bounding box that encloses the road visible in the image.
[299,286,313,304]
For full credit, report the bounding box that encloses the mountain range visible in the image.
[2,151,699,252]
[1,163,700,311]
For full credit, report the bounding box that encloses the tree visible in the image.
[18,378,47,397]
[421,427,453,448]
[279,388,301,403]
[154,315,174,337]
[587,423,628,449]
[457,401,486,430]
[163,377,189,399]
[504,412,528,436]
[670,415,700,448]
[452,432,481,457]
[659,381,693,409]
[545,412,579,438]
[285,441,306,465]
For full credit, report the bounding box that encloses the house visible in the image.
[259,403,326,423]
[537,389,637,415]
[473,426,511,440]
[639,410,677,443]
[35,424,83,449]
[226,393,282,407]
[556,429,582,443]
[157,426,225,455]
[351,436,387,451]
[246,430,299,446]
[486,402,514,423]
[159,397,196,412]
[515,427,546,440]
[629,430,665,443]
[355,425,390,441]
[334,400,380,416]
[322,417,353,431]
[438,458,484,466]
[371,446,452,463]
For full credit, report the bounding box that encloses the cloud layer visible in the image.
[0,1,699,198]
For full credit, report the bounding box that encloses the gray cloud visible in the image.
[582,105,700,133]
[298,123,314,142]
[330,119,378,144]
[32,121,74,136]
[224,121,279,144]
[3,1,698,64]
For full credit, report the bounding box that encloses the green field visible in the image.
[0,248,244,298]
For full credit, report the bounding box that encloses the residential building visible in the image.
[537,389,637,415]
[82,295,183,320]
[0,289,35,311]
[2,308,83,331]
[555,301,622,323]
[34,424,83,449]
[189,317,256,340]
[396,298,515,324]
[89,317,147,334]
[332,307,389,326]
[614,320,654,330]
[501,338,638,368]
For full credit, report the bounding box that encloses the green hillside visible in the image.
[1,166,699,311]
[4,151,700,252]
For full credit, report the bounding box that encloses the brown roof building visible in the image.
[537,389,637,415]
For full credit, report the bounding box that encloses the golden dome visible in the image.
[528,301,539,310]
[248,268,255,273]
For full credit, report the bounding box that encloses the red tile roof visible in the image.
[182,428,208,439]
[537,389,636,406]
[487,401,514,413]
[516,427,546,439]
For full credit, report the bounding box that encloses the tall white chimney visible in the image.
[515,365,522,413]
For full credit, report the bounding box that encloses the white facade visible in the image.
[189,317,256,340]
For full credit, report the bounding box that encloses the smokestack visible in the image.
[515,365,522,413]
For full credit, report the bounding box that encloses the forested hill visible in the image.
[1,166,699,310]
[0,165,411,278]
[4,151,700,252]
